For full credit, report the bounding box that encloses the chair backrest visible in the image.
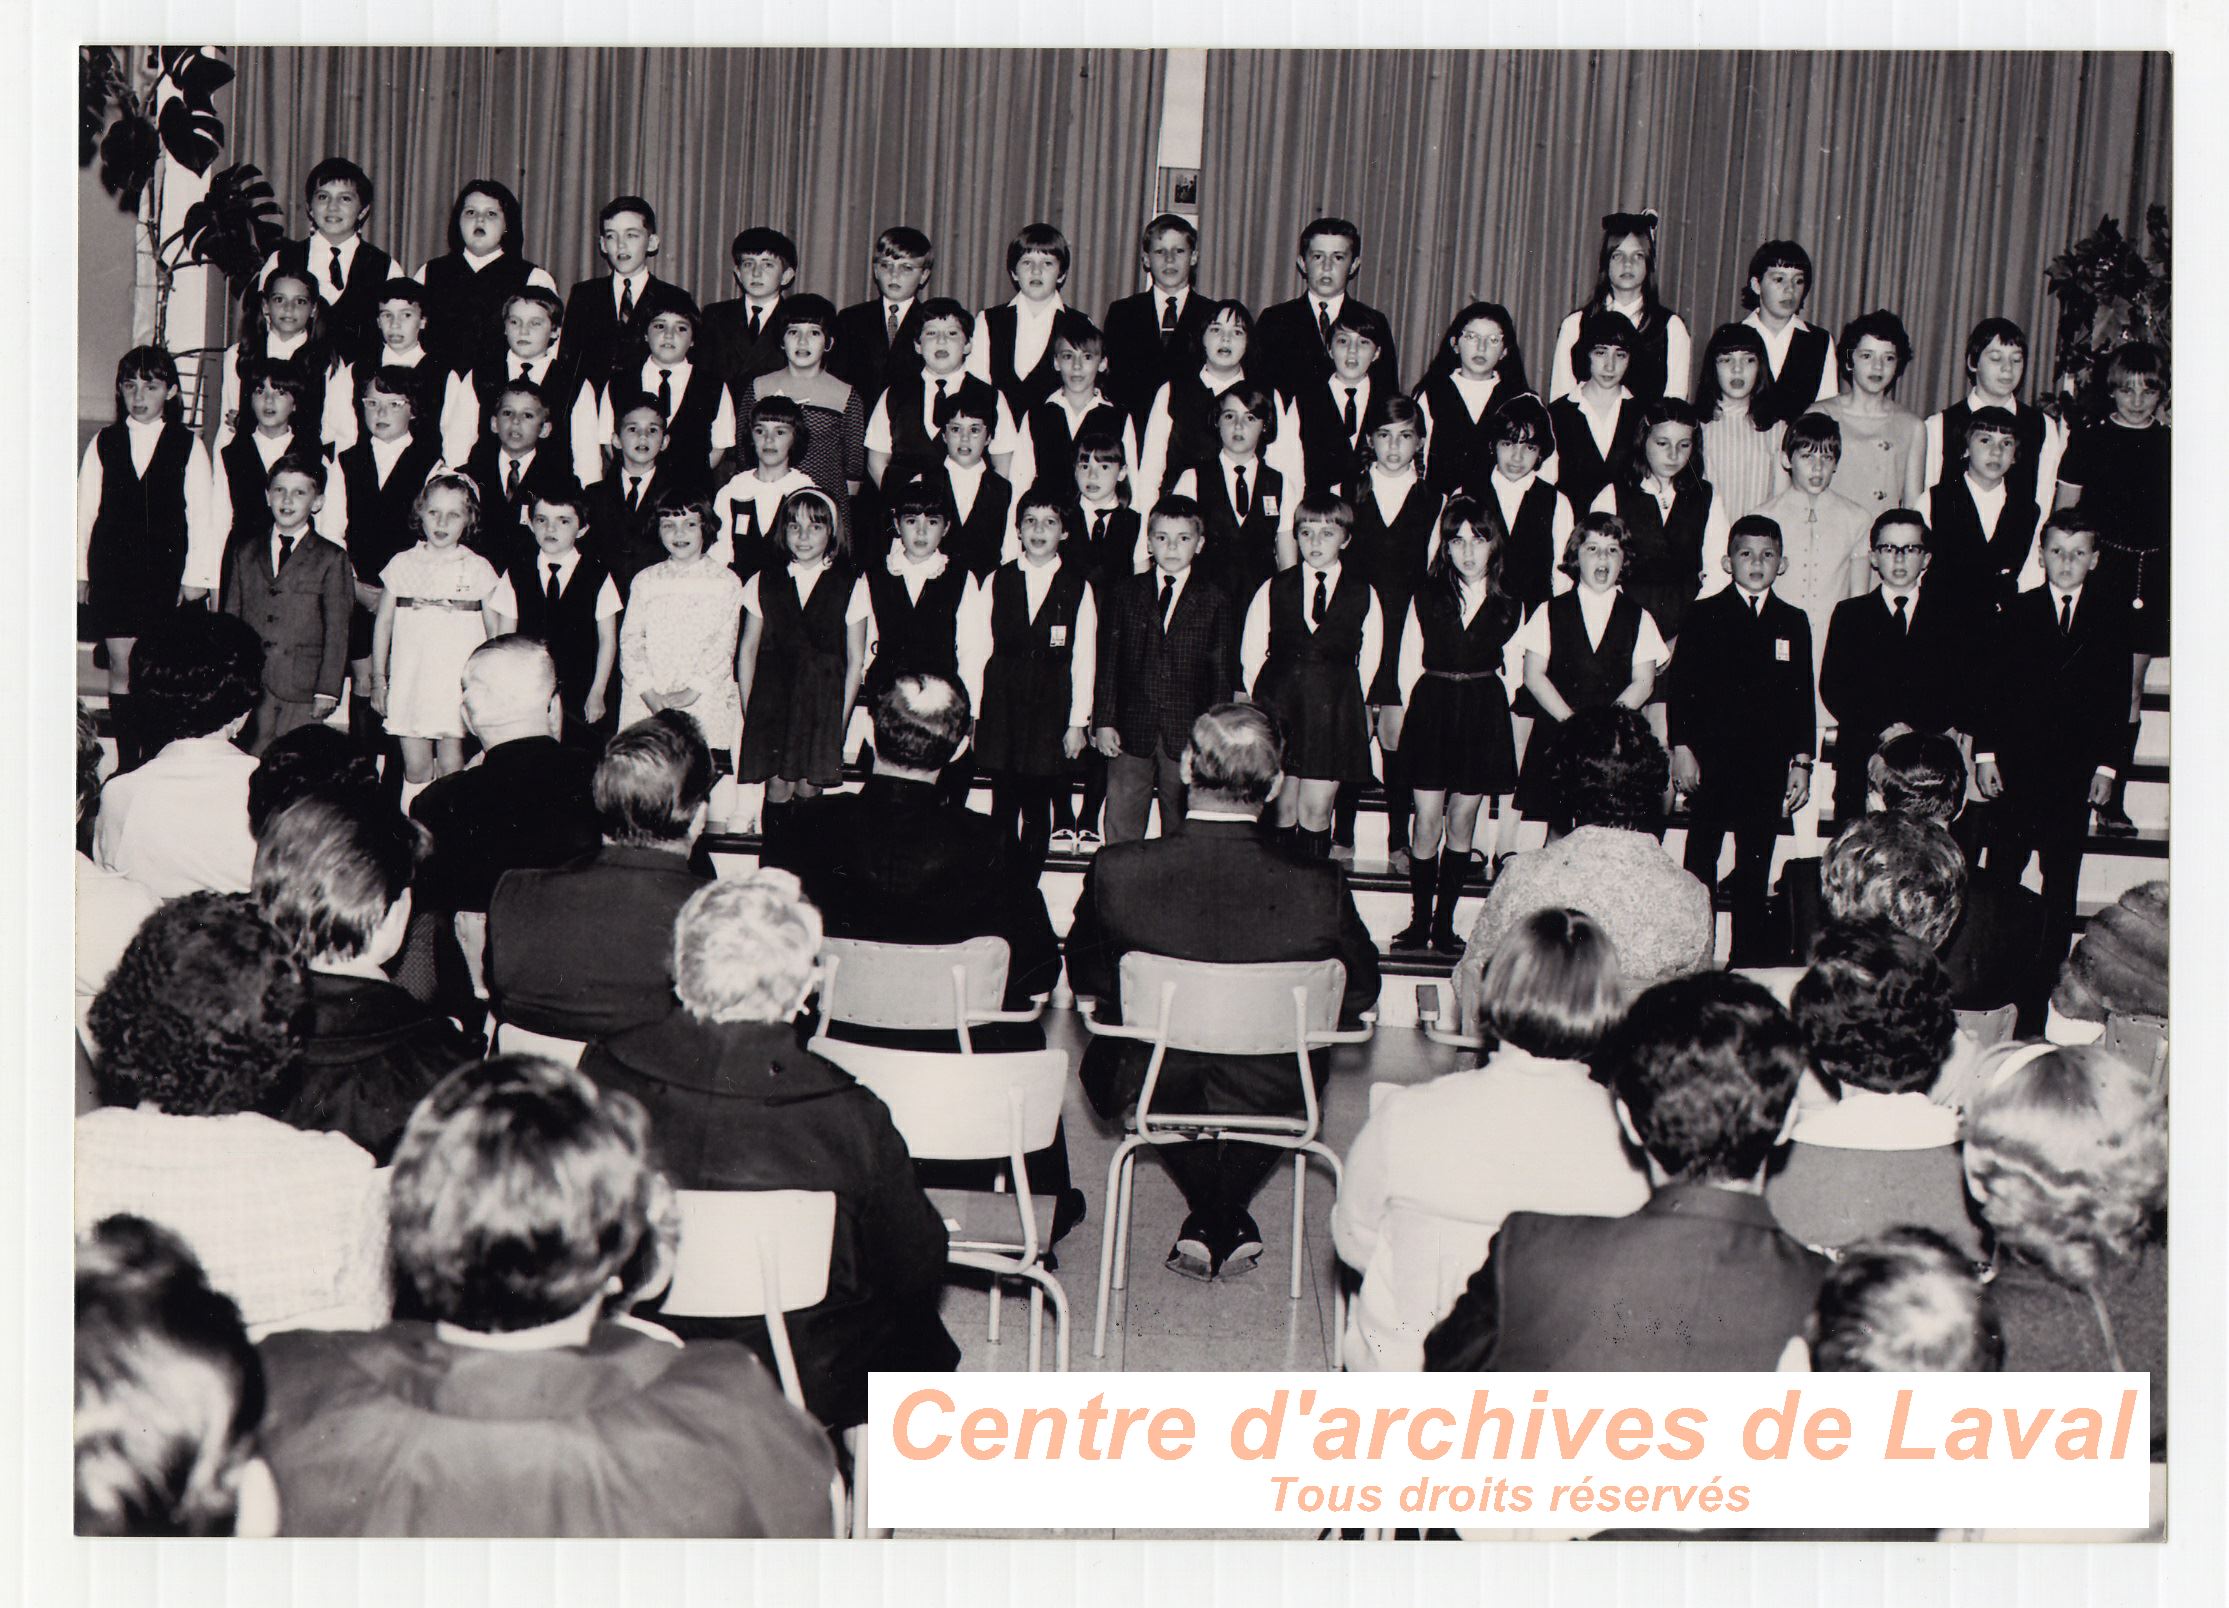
[812,1041,1068,1163]
[1115,954,1347,1056]
[661,1189,837,1320]
[1955,1003,2020,1049]
[2101,1012,2168,1084]
[817,936,1014,1036]
[492,1020,590,1067]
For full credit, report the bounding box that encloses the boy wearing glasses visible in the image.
[1818,509,1977,824]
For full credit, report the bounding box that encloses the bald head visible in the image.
[461,636,562,746]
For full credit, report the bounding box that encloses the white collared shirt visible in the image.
[1240,560,1385,694]
[1741,310,1839,403]
[488,548,623,621]
[1965,472,2009,538]
[611,270,650,317]
[1513,585,1669,672]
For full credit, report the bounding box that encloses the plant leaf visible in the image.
[175,162,287,291]
[98,112,160,208]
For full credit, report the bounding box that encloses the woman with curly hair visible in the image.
[1963,1040,2167,1457]
[75,893,390,1337]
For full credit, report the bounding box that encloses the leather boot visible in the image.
[1431,851,1471,954]
[1391,850,1435,949]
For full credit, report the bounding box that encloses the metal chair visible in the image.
[2102,1012,2168,1084]
[1412,978,1487,1051]
[490,1020,590,1067]
[1081,954,1372,1359]
[813,935,1045,1054]
[1954,1002,2020,1049]
[813,1040,1073,1371]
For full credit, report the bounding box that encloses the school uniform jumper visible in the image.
[1401,586,1521,795]
[973,557,1094,777]
[333,434,445,659]
[1546,394,1637,518]
[419,250,540,378]
[1610,477,1713,642]
[1249,566,1377,783]
[1416,370,1510,498]
[84,422,196,640]
[740,563,860,786]
[1343,470,1445,703]
[1515,589,1646,821]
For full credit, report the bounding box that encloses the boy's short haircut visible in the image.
[1964,316,2028,371]
[1013,483,1083,538]
[253,792,429,962]
[372,278,430,315]
[1741,239,1814,308]
[2039,505,2102,548]
[916,296,974,338]
[304,156,374,213]
[651,485,719,531]
[1560,509,1628,576]
[502,285,565,330]
[264,451,326,491]
[729,226,797,270]
[1727,513,1784,553]
[614,393,668,427]
[1810,1227,2004,1373]
[1051,309,1106,357]
[1963,405,2019,445]
[1837,308,1914,377]
[1147,494,1206,537]
[1822,813,1966,950]
[1870,508,1928,548]
[874,225,934,265]
[75,1214,264,1537]
[1328,303,1390,348]
[362,365,424,413]
[530,481,594,524]
[1006,221,1072,280]
[1477,906,1625,1060]
[1072,426,1127,468]
[1601,971,1808,1184]
[1874,730,1966,823]
[779,292,836,334]
[1790,918,1958,1096]
[1297,215,1362,257]
[1572,309,1639,381]
[244,356,311,404]
[1484,392,1554,450]
[1216,381,1280,444]
[388,1056,658,1333]
[641,291,701,336]
[1139,212,1198,255]
[492,376,551,415]
[935,377,1000,434]
[1293,492,1355,533]
[595,709,714,845]
[1783,410,1843,461]
[597,194,658,234]
[888,473,959,526]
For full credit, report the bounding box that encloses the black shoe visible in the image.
[1219,1215,1265,1277]
[1166,1235,1217,1281]
[1049,1187,1088,1245]
[1429,923,1465,956]
[2094,801,2139,838]
[1390,918,1433,951]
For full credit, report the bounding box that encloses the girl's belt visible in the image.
[1423,668,1503,682]
[394,597,484,610]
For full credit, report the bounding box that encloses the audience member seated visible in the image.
[246,723,381,841]
[75,1214,280,1538]
[254,794,476,1162]
[486,709,714,1041]
[93,609,264,898]
[1815,809,1966,952]
[583,871,958,1430]
[2049,879,2167,1041]
[1067,703,1382,1280]
[75,704,157,1042]
[1766,920,1981,1256]
[77,893,390,1337]
[1455,707,1712,1017]
[1333,908,1647,1371]
[1963,1041,2167,1460]
[254,1056,838,1536]
[1798,1227,2003,1373]
[1425,971,1826,1371]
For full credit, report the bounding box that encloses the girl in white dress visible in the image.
[368,472,498,785]
[619,487,745,762]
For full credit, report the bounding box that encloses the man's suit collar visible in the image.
[860,772,945,808]
[1640,1181,1780,1226]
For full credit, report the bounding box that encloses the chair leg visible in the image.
[848,1427,875,1538]
[989,1272,1003,1344]
[1094,1141,1139,1360]
[1290,1151,1308,1301]
[1028,1283,1045,1372]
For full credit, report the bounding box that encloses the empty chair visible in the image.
[814,935,1045,1053]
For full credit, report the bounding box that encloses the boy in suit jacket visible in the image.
[1425,972,1826,1371]
[1092,497,1240,843]
[1253,217,1401,403]
[1818,510,1978,826]
[1102,213,1215,431]
[1670,516,1816,964]
[1924,404,2037,617]
[700,226,796,392]
[222,455,354,754]
[558,197,690,393]
[829,226,934,405]
[1974,510,2135,983]
[463,380,575,573]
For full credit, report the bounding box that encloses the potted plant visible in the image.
[2043,207,2171,422]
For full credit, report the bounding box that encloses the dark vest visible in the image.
[1266,564,1371,671]
[1078,504,1143,589]
[1414,585,1521,674]
[271,236,397,369]
[1544,589,1643,712]
[608,364,723,475]
[1616,306,1675,402]
[981,305,1063,417]
[863,564,972,696]
[218,432,295,554]
[945,469,1014,580]
[1481,477,1566,609]
[1420,371,1505,497]
[760,561,857,660]
[882,373,952,487]
[1024,397,1126,492]
[1611,479,1712,640]
[1189,456,1284,606]
[1546,396,1635,516]
[472,362,579,474]
[420,252,538,376]
[1759,323,1832,428]
[1932,399,2051,509]
[1343,473,1443,601]
[1159,371,1230,490]
[336,436,443,584]
[90,423,192,564]
[1295,381,1370,497]
[503,551,613,706]
[1927,477,2038,616]
[988,558,1090,673]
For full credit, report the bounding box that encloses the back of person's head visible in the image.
[1872,730,1965,824]
[388,1057,658,1333]
[1963,1043,2166,1291]
[1808,1227,2003,1373]
[1822,813,1966,950]
[253,794,430,964]
[593,710,713,846]
[87,893,305,1115]
[461,634,560,735]
[76,701,103,836]
[1185,703,1283,807]
[1558,705,1669,832]
[247,723,380,840]
[673,869,824,1026]
[1791,918,1957,1096]
[1602,972,1807,1184]
[873,672,972,771]
[129,609,263,747]
[1478,907,1624,1059]
[76,1215,266,1537]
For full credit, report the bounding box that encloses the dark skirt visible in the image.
[85,526,188,639]
[1256,655,1373,782]
[1403,670,1518,795]
[740,642,848,786]
[1515,710,1583,820]
[973,654,1075,777]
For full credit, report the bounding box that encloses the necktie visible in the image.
[1749,592,1762,618]
[327,244,345,291]
[656,367,673,416]
[931,377,948,431]
[506,457,522,500]
[1892,594,1909,635]
[747,306,764,343]
[1312,571,1330,624]
[1342,387,1359,440]
[516,360,530,382]
[886,302,901,343]
[2059,593,2073,636]
[618,278,636,323]
[626,475,643,512]
[1161,296,1179,341]
[546,563,563,610]
[1159,574,1176,625]
[1092,510,1109,549]
[1233,465,1250,522]
[278,534,298,571]
[1316,302,1332,347]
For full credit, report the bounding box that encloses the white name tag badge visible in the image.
[1049,624,1069,648]
[1775,638,1792,661]
[1262,493,1280,518]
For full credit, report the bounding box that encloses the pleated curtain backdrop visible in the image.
[228,48,1168,328]
[1198,50,2172,407]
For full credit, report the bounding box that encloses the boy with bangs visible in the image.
[702,226,799,389]
[831,225,935,400]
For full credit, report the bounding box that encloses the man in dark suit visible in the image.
[1668,517,1816,965]
[485,708,714,1041]
[557,196,692,393]
[1067,704,1382,1278]
[1425,972,1826,1371]
[1102,213,1216,431]
[699,226,797,393]
[1092,496,1241,843]
[1251,216,1401,403]
[829,225,936,404]
[1975,510,2135,998]
[1818,509,1979,825]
